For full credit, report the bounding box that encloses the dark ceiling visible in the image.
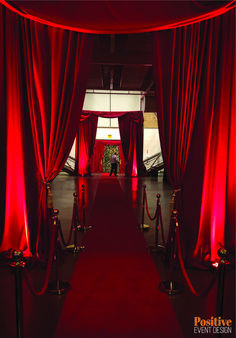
[87,32,155,94]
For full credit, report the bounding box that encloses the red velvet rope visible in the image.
[23,218,56,296]
[176,227,219,298]
[58,219,74,248]
[144,190,157,221]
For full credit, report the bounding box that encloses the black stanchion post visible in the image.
[47,209,71,295]
[139,184,150,231]
[149,194,165,253]
[78,184,92,232]
[216,248,228,319]
[67,193,85,254]
[11,249,25,338]
[158,211,184,295]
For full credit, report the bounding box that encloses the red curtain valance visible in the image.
[1,0,235,33]
[82,110,143,122]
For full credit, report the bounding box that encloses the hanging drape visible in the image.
[23,21,94,255]
[0,6,39,255]
[152,9,235,267]
[118,112,145,176]
[90,140,126,174]
[0,4,94,255]
[189,9,235,266]
[75,111,144,177]
[75,112,98,176]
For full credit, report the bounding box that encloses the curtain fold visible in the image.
[152,22,203,217]
[75,112,98,176]
[153,9,235,266]
[118,112,144,176]
[0,6,39,254]
[21,19,94,255]
[190,9,235,266]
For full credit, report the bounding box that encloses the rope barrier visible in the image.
[58,219,73,248]
[77,185,92,232]
[158,211,184,295]
[23,217,56,296]
[176,227,219,298]
[148,193,165,253]
[66,192,85,254]
[46,209,71,295]
[139,185,150,230]
[144,190,157,221]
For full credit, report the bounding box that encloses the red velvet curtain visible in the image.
[153,9,235,266]
[189,9,235,266]
[118,112,145,176]
[0,6,39,254]
[90,140,125,174]
[75,111,144,176]
[75,112,98,176]
[23,23,93,255]
[0,5,94,255]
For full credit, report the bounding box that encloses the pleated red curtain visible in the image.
[190,10,235,265]
[152,21,204,221]
[0,6,39,254]
[0,11,94,255]
[90,141,106,173]
[75,112,98,176]
[118,112,145,176]
[153,9,235,266]
[24,24,93,255]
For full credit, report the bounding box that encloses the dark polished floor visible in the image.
[0,172,235,338]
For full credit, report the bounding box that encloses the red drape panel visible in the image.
[0,6,39,254]
[153,9,235,266]
[90,141,106,173]
[21,19,94,255]
[90,140,125,174]
[76,111,144,176]
[152,21,205,215]
[1,0,235,33]
[190,9,235,265]
[75,112,98,176]
[0,5,6,246]
[118,112,145,176]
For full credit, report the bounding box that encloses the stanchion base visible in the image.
[149,245,165,254]
[66,245,85,254]
[77,225,92,232]
[158,280,184,295]
[47,281,71,295]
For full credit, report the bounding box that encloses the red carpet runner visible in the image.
[54,176,184,338]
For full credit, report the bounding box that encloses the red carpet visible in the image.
[54,175,184,338]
